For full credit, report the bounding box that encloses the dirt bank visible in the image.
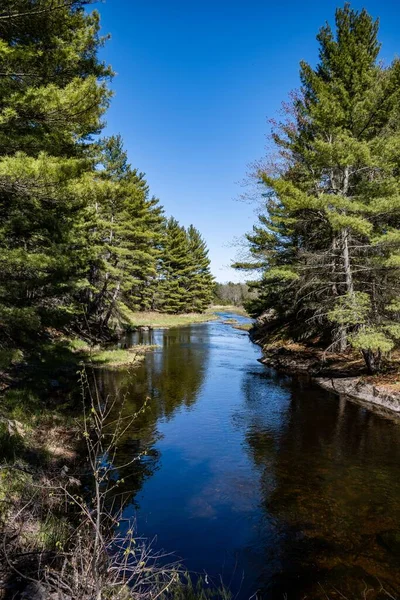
[258,342,400,417]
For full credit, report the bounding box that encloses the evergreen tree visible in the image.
[0,0,215,345]
[157,219,214,314]
[186,225,214,312]
[85,136,165,329]
[236,4,400,372]
[158,218,193,314]
[0,0,111,341]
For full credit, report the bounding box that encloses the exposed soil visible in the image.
[255,339,400,415]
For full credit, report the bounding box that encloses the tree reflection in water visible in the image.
[93,321,400,600]
[94,325,210,510]
[241,370,400,598]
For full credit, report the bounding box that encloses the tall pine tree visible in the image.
[157,219,214,314]
[236,4,400,372]
[0,0,111,341]
[85,136,165,329]
[158,218,193,314]
[186,225,214,312]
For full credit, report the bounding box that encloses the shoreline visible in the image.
[119,307,220,330]
[256,342,400,418]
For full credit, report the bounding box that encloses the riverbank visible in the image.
[210,305,249,317]
[0,307,224,390]
[67,337,158,369]
[256,339,400,416]
[222,318,252,331]
[0,323,232,599]
[119,305,219,329]
[118,305,250,329]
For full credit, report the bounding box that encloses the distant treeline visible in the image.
[0,0,214,346]
[213,282,255,307]
[235,5,400,373]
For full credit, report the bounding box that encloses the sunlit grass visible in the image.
[87,345,157,369]
[209,304,249,317]
[65,338,158,369]
[233,323,252,331]
[119,304,217,328]
[221,317,253,332]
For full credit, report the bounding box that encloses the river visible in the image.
[97,312,400,599]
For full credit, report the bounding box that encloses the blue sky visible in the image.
[97,0,400,282]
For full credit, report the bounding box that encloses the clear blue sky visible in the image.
[97,0,399,282]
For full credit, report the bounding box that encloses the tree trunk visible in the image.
[361,348,382,374]
[87,276,108,319]
[102,281,120,329]
[342,228,354,296]
[337,227,354,352]
[331,235,347,352]
[339,326,347,353]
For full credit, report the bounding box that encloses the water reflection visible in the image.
[95,326,211,507]
[96,317,400,600]
[241,373,400,598]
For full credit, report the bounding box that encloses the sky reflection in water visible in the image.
[98,314,400,599]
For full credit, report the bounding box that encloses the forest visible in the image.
[236,4,400,374]
[0,0,214,360]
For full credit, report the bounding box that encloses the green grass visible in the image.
[0,348,24,370]
[67,337,90,352]
[119,304,217,329]
[65,336,157,369]
[232,323,252,331]
[221,317,253,331]
[51,336,159,369]
[79,344,157,369]
[209,305,249,317]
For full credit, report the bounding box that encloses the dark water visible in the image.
[98,314,400,599]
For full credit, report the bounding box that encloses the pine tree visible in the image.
[86,136,165,329]
[158,218,193,313]
[157,220,214,314]
[236,4,400,372]
[0,0,111,341]
[186,225,214,312]
[0,0,215,343]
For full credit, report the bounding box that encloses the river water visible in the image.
[98,313,400,599]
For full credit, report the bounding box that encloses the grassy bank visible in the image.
[119,304,218,328]
[222,318,253,331]
[209,305,249,317]
[1,304,216,387]
[232,322,253,331]
[68,338,157,369]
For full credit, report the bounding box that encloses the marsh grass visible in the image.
[221,318,253,332]
[119,304,217,329]
[232,323,252,331]
[65,338,158,369]
[209,305,249,317]
[88,345,157,368]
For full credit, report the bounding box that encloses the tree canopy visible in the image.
[0,0,214,346]
[235,3,400,373]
